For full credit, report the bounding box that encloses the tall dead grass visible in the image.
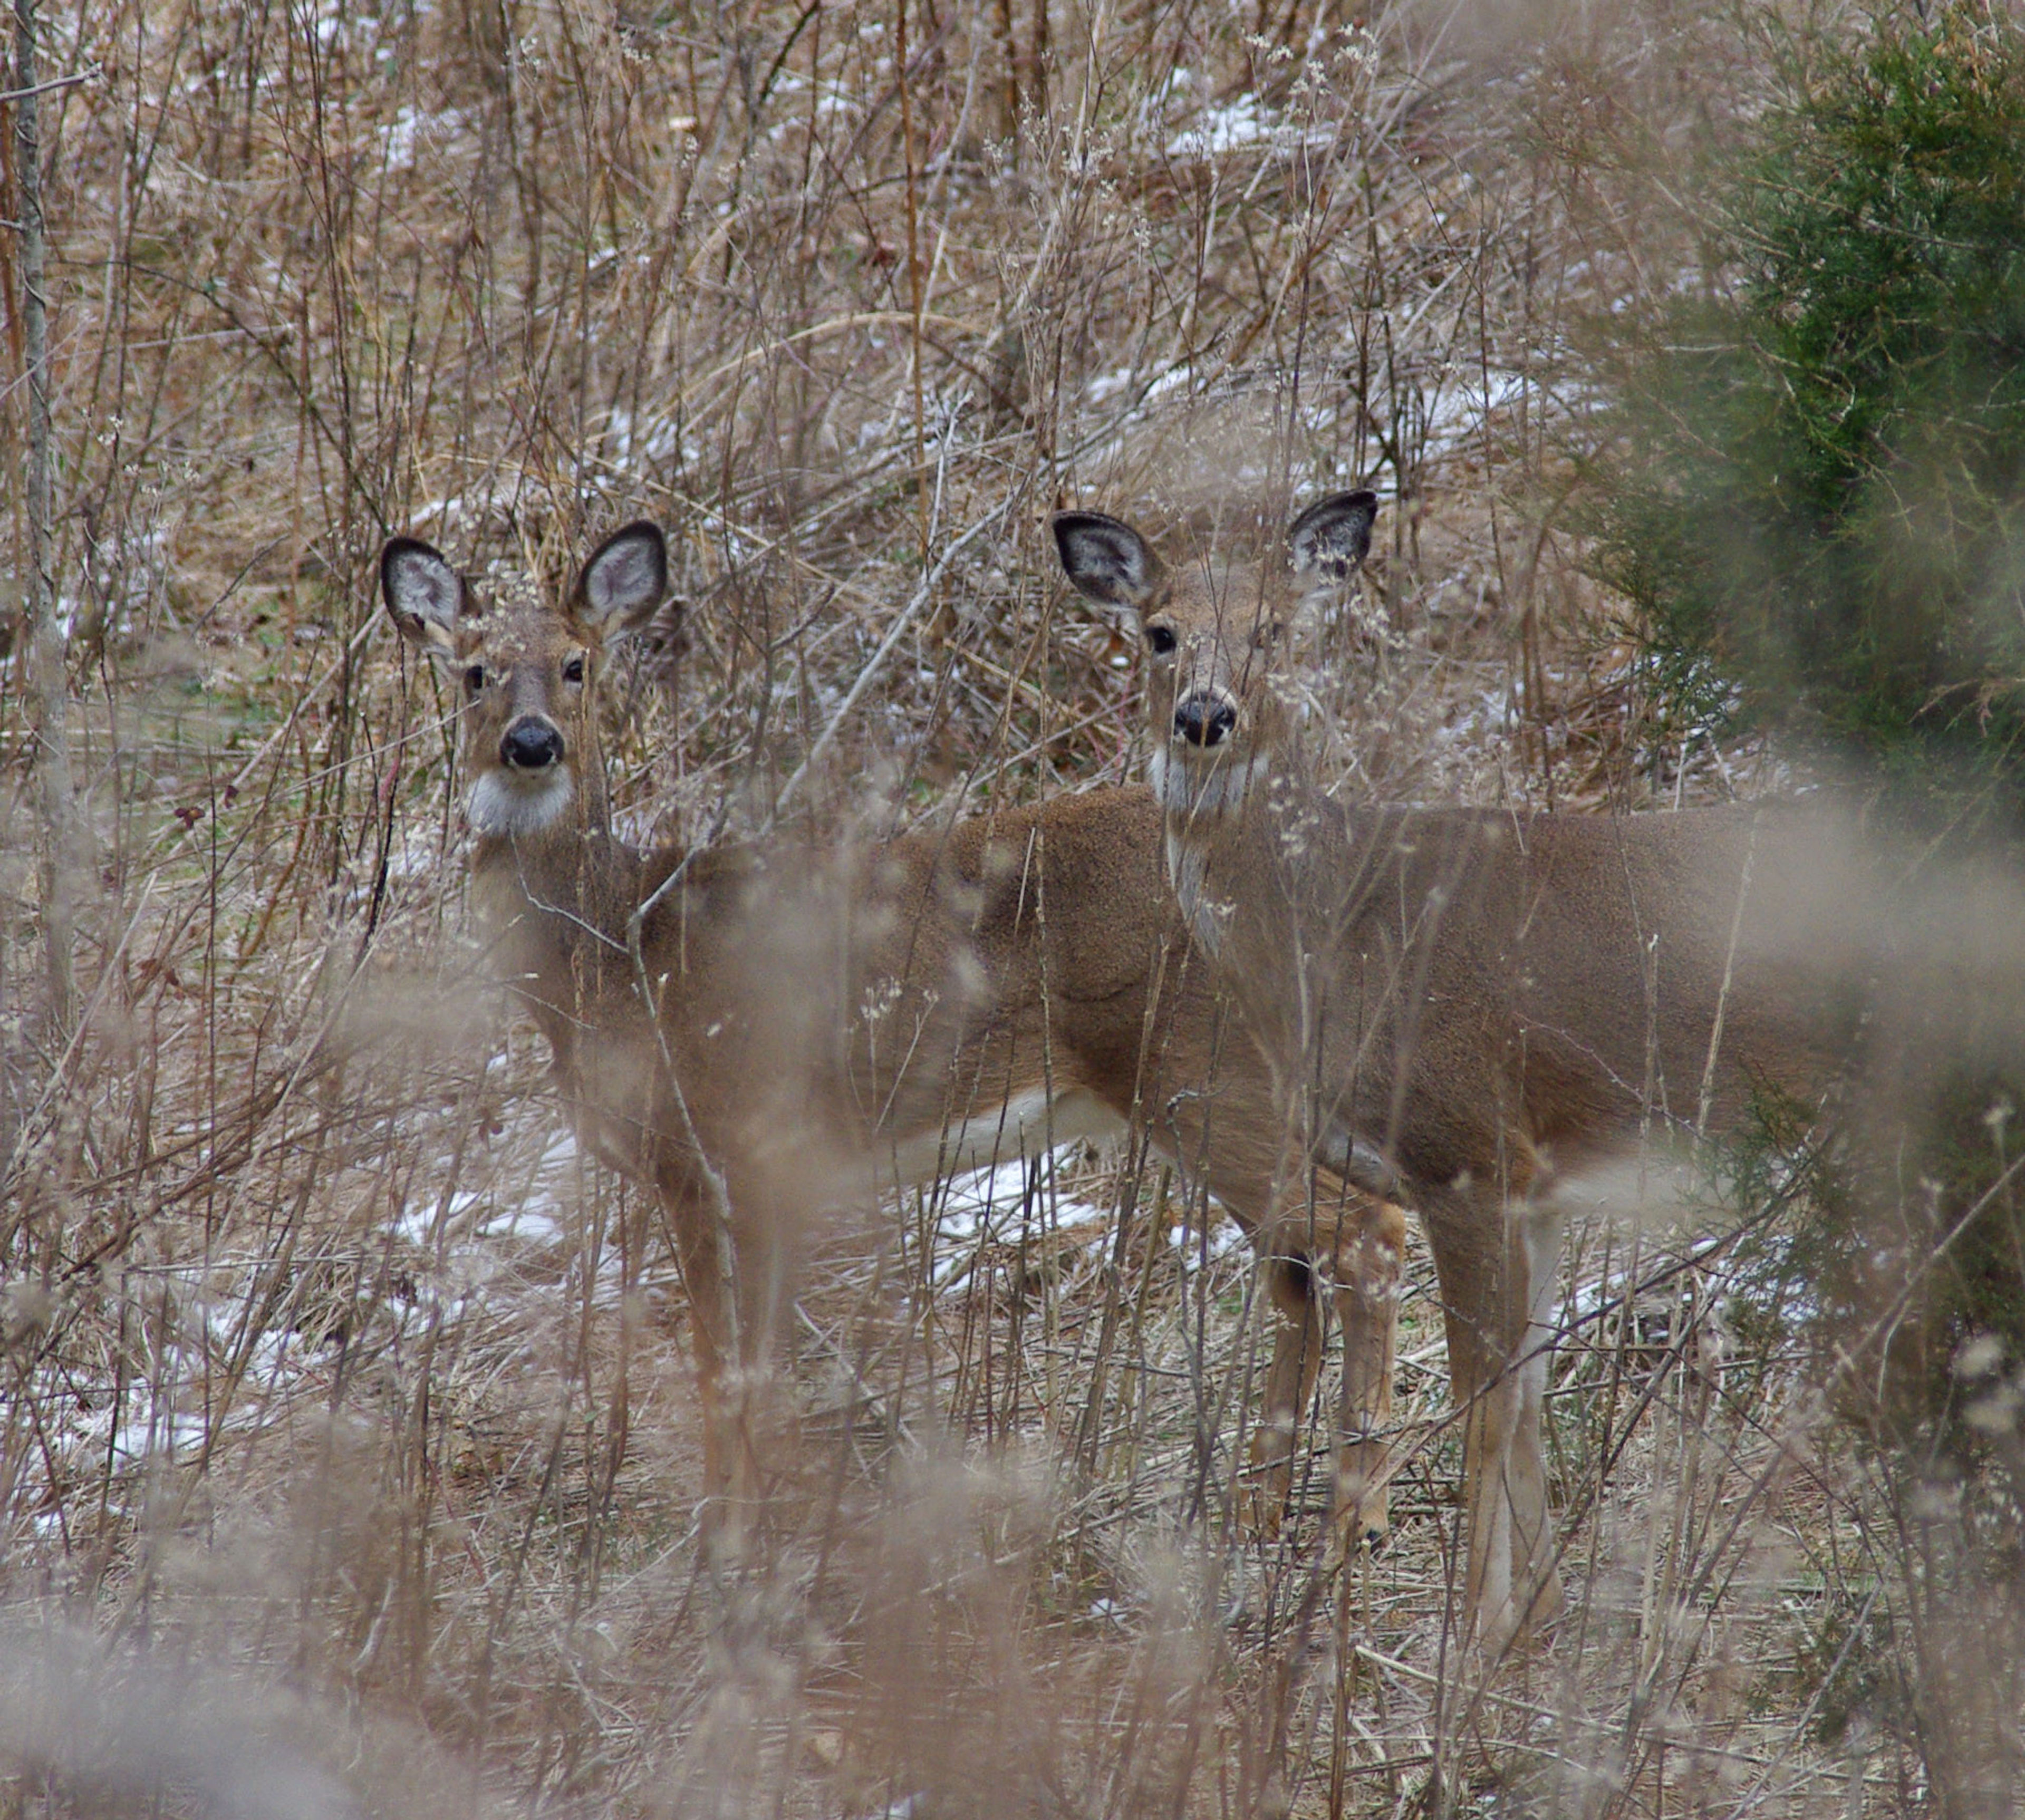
[0,0,1991,1814]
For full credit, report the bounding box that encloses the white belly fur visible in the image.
[875,1086,1126,1189]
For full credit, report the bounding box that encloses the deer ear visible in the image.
[1288,490,1378,581]
[574,520,667,641]
[1053,511,1165,615]
[381,538,467,656]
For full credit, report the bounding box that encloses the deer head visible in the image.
[1052,491,1377,820]
[380,522,669,840]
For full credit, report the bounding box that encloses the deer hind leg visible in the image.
[1242,1252,1326,1536]
[1426,1160,1561,1652]
[1507,1196,1567,1631]
[1444,1309,1516,1646]
[1326,1194,1407,1565]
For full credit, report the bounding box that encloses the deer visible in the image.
[1052,493,1869,1650]
[380,520,1410,1555]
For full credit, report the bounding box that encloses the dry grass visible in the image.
[0,1,1984,1815]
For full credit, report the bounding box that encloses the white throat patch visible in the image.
[1149,745,1268,820]
[1163,831,1227,956]
[1150,746,1261,958]
[468,767,574,837]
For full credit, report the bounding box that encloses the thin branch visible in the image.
[0,62,94,104]
[772,505,1005,818]
[15,0,75,1037]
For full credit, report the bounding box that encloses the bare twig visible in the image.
[14,0,74,1037]
[771,505,1004,817]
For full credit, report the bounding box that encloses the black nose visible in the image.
[501,719,564,770]
[1174,695,1237,749]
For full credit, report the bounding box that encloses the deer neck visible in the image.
[1150,739,1300,960]
[466,756,653,1054]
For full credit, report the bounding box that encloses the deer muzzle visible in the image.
[1173,690,1239,750]
[501,717,565,771]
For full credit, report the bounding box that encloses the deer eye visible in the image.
[1145,624,1178,656]
[562,654,586,684]
[463,664,487,693]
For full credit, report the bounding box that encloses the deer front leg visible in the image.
[1242,1185,1409,1550]
[1327,1195,1407,1565]
[1424,1163,1562,1653]
[1242,1251,1326,1536]
[726,1174,799,1512]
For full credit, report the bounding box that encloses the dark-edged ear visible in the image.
[1052,511,1165,614]
[1288,490,1378,581]
[381,537,466,656]
[573,520,667,641]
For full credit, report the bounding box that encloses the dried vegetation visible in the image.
[0,1,1997,1815]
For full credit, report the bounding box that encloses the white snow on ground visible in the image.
[600,405,684,467]
[1166,1217,1248,1269]
[1412,364,1530,459]
[1074,347,1531,502]
[917,1151,1117,1287]
[14,1068,1167,1539]
[381,104,465,171]
[1085,363,1192,409]
[16,1089,596,1529]
[913,1143,1252,1292]
[395,1120,575,1261]
[1163,91,1337,161]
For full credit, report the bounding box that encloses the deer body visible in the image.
[1053,497,1851,1648]
[1191,794,1831,1176]
[383,525,1406,1544]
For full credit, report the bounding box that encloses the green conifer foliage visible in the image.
[1596,10,2025,785]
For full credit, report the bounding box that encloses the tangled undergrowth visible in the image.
[2,1,2010,1815]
